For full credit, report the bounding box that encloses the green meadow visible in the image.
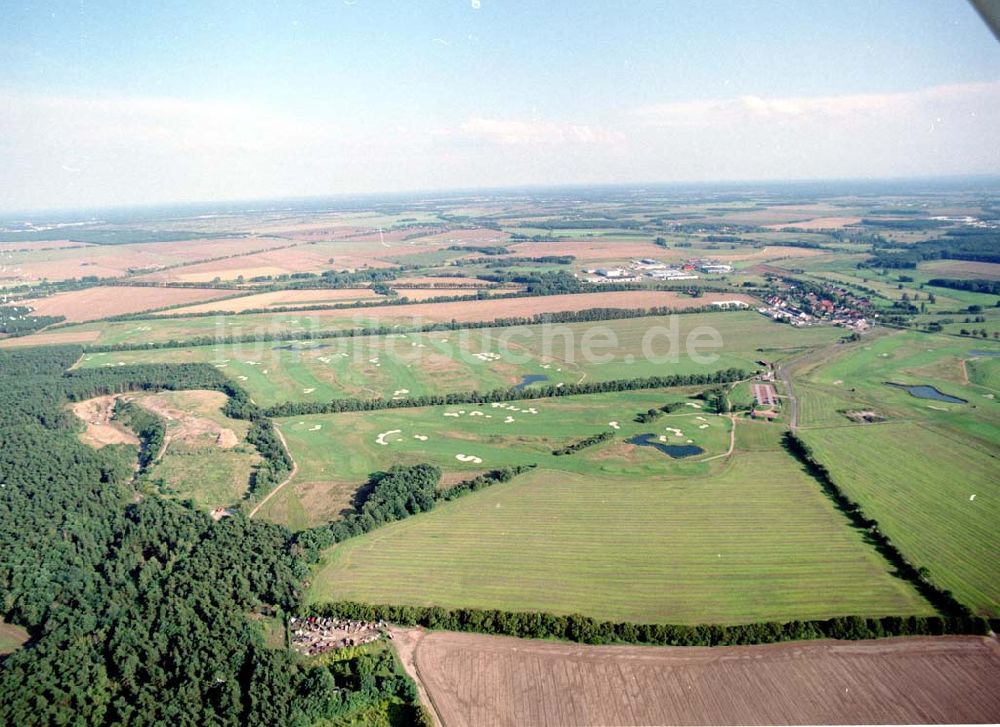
[305,421,931,624]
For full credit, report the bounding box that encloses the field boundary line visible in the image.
[248,425,298,519]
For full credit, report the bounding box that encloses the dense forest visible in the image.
[0,347,426,725]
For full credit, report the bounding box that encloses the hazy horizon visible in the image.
[3,0,999,212]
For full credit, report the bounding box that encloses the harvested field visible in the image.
[322,290,758,324]
[919,259,1000,281]
[401,630,1000,727]
[20,286,234,322]
[766,216,862,230]
[70,395,139,448]
[0,327,101,348]
[154,287,464,316]
[0,237,290,284]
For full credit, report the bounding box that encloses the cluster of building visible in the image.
[582,258,734,284]
[758,291,874,331]
[289,616,385,656]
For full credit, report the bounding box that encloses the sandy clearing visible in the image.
[403,629,1000,727]
[19,286,234,322]
[70,395,140,448]
[135,391,237,448]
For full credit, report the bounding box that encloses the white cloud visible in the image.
[459,117,623,145]
[632,81,1000,127]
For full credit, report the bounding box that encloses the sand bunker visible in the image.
[376,429,401,446]
[455,454,483,464]
[308,425,322,431]
[504,416,515,424]
[608,421,620,429]
[303,388,316,394]
[413,434,428,441]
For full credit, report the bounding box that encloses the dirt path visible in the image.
[389,627,443,727]
[700,414,737,462]
[248,426,298,519]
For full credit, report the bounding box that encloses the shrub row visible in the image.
[552,430,614,456]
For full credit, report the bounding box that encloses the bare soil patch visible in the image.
[70,396,139,448]
[20,286,233,322]
[136,391,238,449]
[405,630,1000,726]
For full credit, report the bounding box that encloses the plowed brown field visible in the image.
[397,629,1000,726]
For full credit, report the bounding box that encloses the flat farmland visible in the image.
[134,233,458,283]
[20,285,236,322]
[150,286,452,316]
[799,422,999,617]
[76,311,838,406]
[399,630,1000,727]
[0,236,290,285]
[32,290,759,348]
[307,423,929,623]
[919,259,1000,281]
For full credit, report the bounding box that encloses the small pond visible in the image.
[514,374,549,391]
[627,433,704,459]
[886,382,967,404]
[969,350,1000,357]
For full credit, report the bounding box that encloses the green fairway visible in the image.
[799,422,999,617]
[77,311,842,406]
[306,423,931,624]
[263,387,734,529]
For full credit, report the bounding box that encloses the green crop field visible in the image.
[306,421,931,624]
[799,422,999,617]
[77,312,842,406]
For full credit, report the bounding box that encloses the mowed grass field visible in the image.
[307,419,931,624]
[799,423,999,618]
[77,312,842,406]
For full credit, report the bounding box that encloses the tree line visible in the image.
[311,601,989,648]
[293,465,535,558]
[263,369,751,418]
[783,432,973,618]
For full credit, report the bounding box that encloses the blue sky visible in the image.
[1,0,998,210]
